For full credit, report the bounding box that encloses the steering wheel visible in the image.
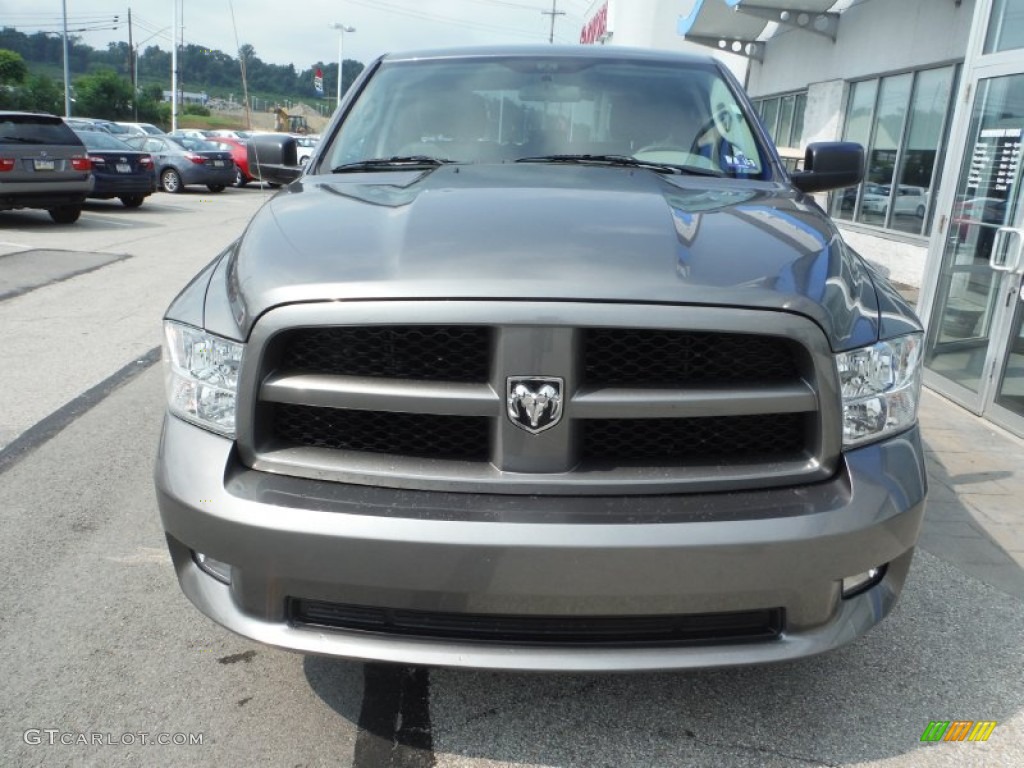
[686,117,724,168]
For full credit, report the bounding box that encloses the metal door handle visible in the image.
[991,227,1024,273]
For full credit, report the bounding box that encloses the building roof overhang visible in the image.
[678,1,841,61]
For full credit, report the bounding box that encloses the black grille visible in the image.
[584,329,800,386]
[582,413,808,463]
[273,404,490,461]
[278,325,491,382]
[290,600,785,647]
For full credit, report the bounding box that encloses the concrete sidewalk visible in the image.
[918,387,1024,597]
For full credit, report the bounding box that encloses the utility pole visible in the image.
[542,0,565,44]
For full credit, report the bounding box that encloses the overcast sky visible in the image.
[2,1,596,69]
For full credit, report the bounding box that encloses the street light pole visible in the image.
[61,0,71,116]
[330,23,355,107]
[171,0,178,132]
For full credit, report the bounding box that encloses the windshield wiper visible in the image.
[0,136,44,144]
[514,154,723,177]
[331,156,455,173]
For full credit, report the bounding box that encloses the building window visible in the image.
[755,91,806,149]
[986,0,1024,53]
[830,65,958,237]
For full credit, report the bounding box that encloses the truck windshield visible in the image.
[325,56,768,179]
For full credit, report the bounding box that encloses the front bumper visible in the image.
[155,415,927,671]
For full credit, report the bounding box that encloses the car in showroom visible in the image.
[72,128,156,208]
[859,183,929,218]
[155,46,927,671]
[123,134,235,193]
[0,110,92,223]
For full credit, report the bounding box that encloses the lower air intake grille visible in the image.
[582,413,808,462]
[273,404,490,461]
[289,600,785,647]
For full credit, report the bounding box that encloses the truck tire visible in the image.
[48,205,82,224]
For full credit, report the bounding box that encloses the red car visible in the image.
[208,137,253,187]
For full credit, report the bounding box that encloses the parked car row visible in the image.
[1,110,288,224]
[64,117,164,138]
[122,135,236,193]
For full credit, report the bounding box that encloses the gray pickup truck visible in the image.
[155,46,927,671]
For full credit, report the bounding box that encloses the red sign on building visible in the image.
[580,2,609,44]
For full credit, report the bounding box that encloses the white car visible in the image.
[860,184,929,218]
[892,185,929,218]
[167,129,212,140]
[117,121,165,136]
[294,134,320,166]
[206,129,249,140]
[858,183,891,214]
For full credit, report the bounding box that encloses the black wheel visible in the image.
[48,205,81,224]
[120,195,145,208]
[160,168,183,193]
[916,204,926,218]
[207,184,226,193]
[267,182,282,189]
[234,166,247,187]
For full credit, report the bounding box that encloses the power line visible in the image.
[343,0,569,42]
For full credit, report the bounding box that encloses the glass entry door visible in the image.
[924,69,1024,436]
[989,280,1024,433]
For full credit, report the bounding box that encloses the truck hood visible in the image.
[215,163,886,350]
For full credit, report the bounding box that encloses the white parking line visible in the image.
[79,214,137,227]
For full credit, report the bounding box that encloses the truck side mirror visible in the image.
[247,134,302,186]
[790,142,864,194]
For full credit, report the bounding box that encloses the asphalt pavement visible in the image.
[0,192,1021,767]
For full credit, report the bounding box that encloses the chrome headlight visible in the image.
[163,321,244,437]
[835,333,923,447]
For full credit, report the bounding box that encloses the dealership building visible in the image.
[581,0,1024,438]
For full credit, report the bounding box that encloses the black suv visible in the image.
[0,111,93,223]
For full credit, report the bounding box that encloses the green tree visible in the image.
[74,68,134,119]
[0,49,28,109]
[21,73,63,113]
[136,83,169,127]
[0,48,28,85]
